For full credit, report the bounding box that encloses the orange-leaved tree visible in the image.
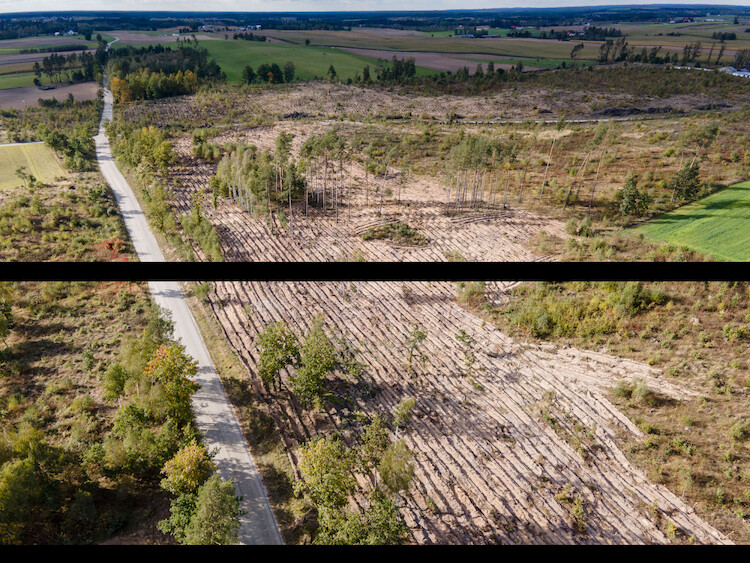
[143,343,199,425]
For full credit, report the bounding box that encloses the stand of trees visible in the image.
[106,43,225,102]
[233,31,267,42]
[33,51,96,85]
[211,132,306,219]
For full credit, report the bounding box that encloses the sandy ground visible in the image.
[200,279,732,545]
[151,105,735,543]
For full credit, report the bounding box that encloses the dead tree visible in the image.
[588,150,604,215]
[563,150,591,210]
[518,161,529,203]
[540,137,555,197]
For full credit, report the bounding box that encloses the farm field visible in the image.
[262,29,604,60]
[201,41,437,83]
[0,71,56,90]
[635,180,750,261]
[0,34,100,52]
[0,81,98,110]
[0,142,64,189]
[335,48,595,73]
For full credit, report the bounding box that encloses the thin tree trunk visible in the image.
[540,137,555,197]
[502,167,510,208]
[588,151,604,215]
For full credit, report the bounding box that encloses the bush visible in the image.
[728,420,749,442]
[565,217,579,235]
[160,440,217,496]
[631,380,655,406]
[182,474,242,545]
[102,363,129,399]
[456,281,485,306]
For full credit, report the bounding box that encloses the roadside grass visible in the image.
[635,180,750,262]
[0,142,65,189]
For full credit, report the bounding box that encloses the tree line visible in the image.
[32,51,97,86]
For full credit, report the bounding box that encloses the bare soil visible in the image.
[0,81,97,110]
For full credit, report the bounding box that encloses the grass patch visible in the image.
[198,41,399,83]
[636,180,750,262]
[0,142,65,189]
[361,222,428,246]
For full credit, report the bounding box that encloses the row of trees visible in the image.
[241,61,295,84]
[254,316,416,544]
[32,51,97,86]
[538,25,623,41]
[110,69,200,103]
[233,32,267,42]
[616,161,701,217]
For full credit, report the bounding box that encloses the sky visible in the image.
[2,0,750,15]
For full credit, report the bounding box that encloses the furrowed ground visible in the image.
[107,76,750,543]
[116,76,750,263]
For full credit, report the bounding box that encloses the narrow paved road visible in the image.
[95,88,283,545]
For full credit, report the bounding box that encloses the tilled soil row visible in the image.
[201,279,730,545]
[154,127,730,544]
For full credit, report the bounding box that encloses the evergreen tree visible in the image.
[616,174,652,216]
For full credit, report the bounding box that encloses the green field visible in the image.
[261,29,603,60]
[0,142,65,189]
[636,180,750,261]
[0,71,53,90]
[202,40,436,82]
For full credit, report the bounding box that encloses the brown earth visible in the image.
[0,81,97,110]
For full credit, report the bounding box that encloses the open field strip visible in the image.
[262,29,603,60]
[0,71,54,89]
[0,142,64,188]
[201,40,429,82]
[635,180,750,261]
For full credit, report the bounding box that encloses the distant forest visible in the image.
[3,6,750,37]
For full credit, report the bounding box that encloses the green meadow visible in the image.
[201,40,436,82]
[636,180,750,261]
[0,143,65,189]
